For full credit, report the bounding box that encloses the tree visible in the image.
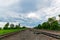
[48,18,53,22]
[34,26,38,29]
[15,24,21,29]
[34,16,60,30]
[22,26,26,29]
[10,24,14,29]
[3,22,9,29]
[38,24,42,29]
[0,27,1,30]
[18,24,20,27]
[34,24,42,29]
[58,15,60,17]
[51,20,59,30]
[15,25,20,29]
[47,17,57,30]
[42,22,50,30]
[58,15,60,26]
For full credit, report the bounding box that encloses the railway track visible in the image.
[33,29,60,39]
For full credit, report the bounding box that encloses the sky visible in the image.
[0,0,60,28]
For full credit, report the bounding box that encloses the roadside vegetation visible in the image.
[0,23,27,35]
[34,15,60,30]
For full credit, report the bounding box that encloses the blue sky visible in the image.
[0,0,60,27]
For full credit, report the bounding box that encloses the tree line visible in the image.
[0,23,26,30]
[34,17,60,30]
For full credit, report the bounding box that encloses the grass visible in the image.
[0,28,26,35]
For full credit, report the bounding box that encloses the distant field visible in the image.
[0,29,26,35]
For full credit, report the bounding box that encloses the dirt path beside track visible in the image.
[1,29,58,40]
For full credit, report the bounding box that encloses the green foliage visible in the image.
[38,24,42,29]
[34,17,60,30]
[48,18,54,22]
[10,24,14,29]
[0,27,1,30]
[58,15,60,17]
[22,26,26,29]
[15,25,20,29]
[34,24,42,29]
[3,23,25,29]
[0,29,26,35]
[15,24,21,29]
[51,21,59,30]
[18,24,20,27]
[42,22,50,30]
[3,22,9,29]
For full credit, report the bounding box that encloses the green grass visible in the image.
[0,29,26,35]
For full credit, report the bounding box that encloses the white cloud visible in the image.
[51,0,60,7]
[0,0,60,27]
[27,12,40,19]
[0,0,19,7]
[35,0,60,21]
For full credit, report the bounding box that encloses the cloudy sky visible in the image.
[0,0,60,28]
